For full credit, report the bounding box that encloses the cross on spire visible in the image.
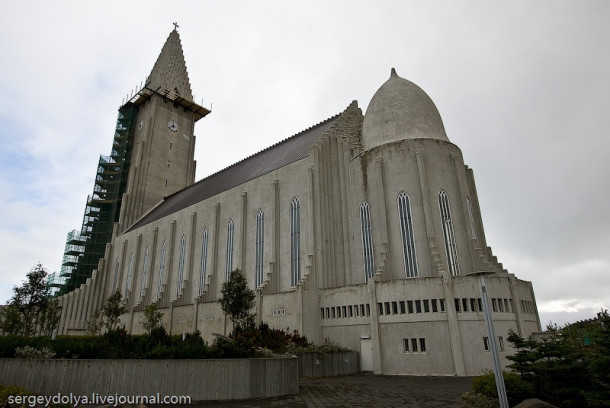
[173,22,179,31]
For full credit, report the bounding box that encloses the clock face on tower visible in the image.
[168,120,179,132]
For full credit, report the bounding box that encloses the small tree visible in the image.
[141,303,164,334]
[39,298,62,337]
[218,268,256,333]
[0,304,23,335]
[86,309,104,335]
[7,264,49,336]
[102,291,127,332]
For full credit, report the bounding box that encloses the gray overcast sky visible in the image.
[0,0,608,327]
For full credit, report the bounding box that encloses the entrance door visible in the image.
[360,337,373,371]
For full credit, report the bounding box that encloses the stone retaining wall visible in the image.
[0,357,298,401]
[299,351,360,377]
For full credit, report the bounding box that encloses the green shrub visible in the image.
[472,371,534,407]
[15,346,55,359]
[0,384,31,408]
[461,390,498,408]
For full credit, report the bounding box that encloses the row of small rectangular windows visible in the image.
[521,299,536,315]
[401,336,505,355]
[483,336,505,352]
[378,299,447,316]
[401,336,505,354]
[454,297,514,314]
[320,304,371,320]
[403,338,426,353]
[272,309,286,316]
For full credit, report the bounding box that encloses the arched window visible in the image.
[439,190,460,275]
[225,219,234,281]
[112,259,120,293]
[290,197,301,286]
[140,248,149,299]
[397,192,418,277]
[125,252,134,293]
[198,228,209,295]
[360,202,375,281]
[466,196,477,239]
[255,209,264,289]
[157,242,166,299]
[176,235,186,296]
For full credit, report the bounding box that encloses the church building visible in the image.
[56,28,541,376]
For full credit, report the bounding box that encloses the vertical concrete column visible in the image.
[57,294,69,335]
[86,270,103,324]
[441,277,466,376]
[64,289,77,333]
[272,180,280,292]
[166,221,177,332]
[186,122,196,185]
[145,229,159,305]
[182,211,197,305]
[204,203,221,303]
[319,140,332,287]
[73,279,91,330]
[367,279,383,374]
[529,284,542,331]
[328,136,343,287]
[309,149,324,289]
[414,149,443,275]
[372,158,391,280]
[508,276,525,336]
[127,235,143,309]
[450,155,478,273]
[117,240,128,295]
[85,258,105,325]
[264,180,280,295]
[339,139,353,285]
[240,193,248,273]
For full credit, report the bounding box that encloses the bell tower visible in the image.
[119,28,211,230]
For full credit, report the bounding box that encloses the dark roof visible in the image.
[128,114,340,231]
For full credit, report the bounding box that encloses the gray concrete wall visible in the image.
[299,351,360,378]
[0,358,298,401]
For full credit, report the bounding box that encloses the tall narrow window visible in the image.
[157,242,166,299]
[290,197,301,286]
[466,197,477,239]
[125,253,134,293]
[397,192,418,277]
[255,209,264,288]
[140,248,149,299]
[226,219,234,280]
[112,259,120,292]
[360,202,375,280]
[439,190,460,275]
[176,235,186,296]
[198,228,209,295]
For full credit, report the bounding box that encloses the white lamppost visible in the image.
[467,271,509,408]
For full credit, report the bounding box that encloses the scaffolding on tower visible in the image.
[58,103,138,295]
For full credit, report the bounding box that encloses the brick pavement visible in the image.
[184,374,474,408]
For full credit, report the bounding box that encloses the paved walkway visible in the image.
[186,374,473,408]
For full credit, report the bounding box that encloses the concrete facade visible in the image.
[56,29,541,376]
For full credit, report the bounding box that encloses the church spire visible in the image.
[147,28,193,100]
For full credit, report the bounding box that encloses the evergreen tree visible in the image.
[586,309,610,407]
